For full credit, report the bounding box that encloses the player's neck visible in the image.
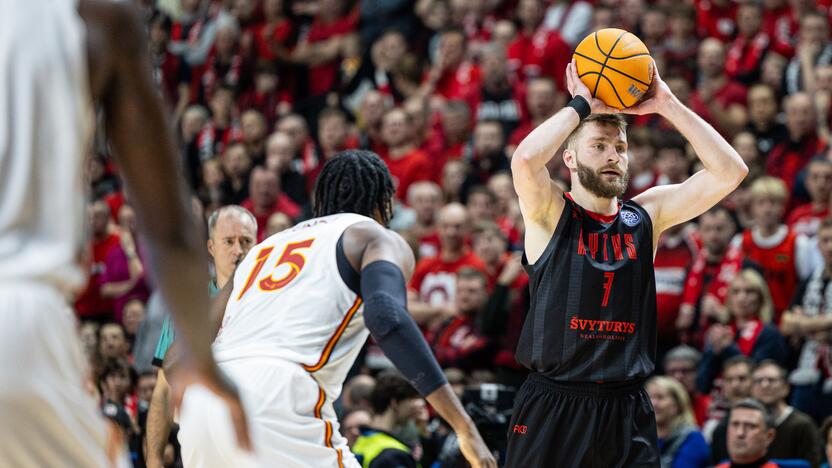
[568,185,619,216]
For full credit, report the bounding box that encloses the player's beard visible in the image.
[576,159,629,199]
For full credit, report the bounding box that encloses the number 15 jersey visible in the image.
[213,213,371,397]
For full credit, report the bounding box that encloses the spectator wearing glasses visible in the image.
[707,356,755,460]
[751,360,822,467]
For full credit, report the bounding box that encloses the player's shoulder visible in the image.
[343,219,415,271]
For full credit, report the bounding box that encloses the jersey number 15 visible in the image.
[237,239,315,300]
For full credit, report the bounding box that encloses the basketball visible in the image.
[573,29,653,110]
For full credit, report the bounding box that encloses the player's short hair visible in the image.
[749,176,788,201]
[369,370,420,415]
[313,149,396,226]
[565,114,628,151]
[731,398,775,429]
[207,205,257,238]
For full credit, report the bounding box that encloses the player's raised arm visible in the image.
[512,62,619,260]
[628,64,749,235]
[84,0,250,451]
[342,222,496,468]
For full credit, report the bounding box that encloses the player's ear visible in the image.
[563,148,577,170]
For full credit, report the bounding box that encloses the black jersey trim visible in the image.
[336,232,361,295]
[522,197,573,274]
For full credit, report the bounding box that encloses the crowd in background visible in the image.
[74,0,832,466]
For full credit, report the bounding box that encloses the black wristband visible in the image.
[567,95,591,120]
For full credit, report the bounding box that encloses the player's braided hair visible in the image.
[313,149,395,225]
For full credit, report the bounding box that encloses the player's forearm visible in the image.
[512,107,579,172]
[660,99,748,185]
[780,312,832,336]
[425,384,477,436]
[146,370,173,468]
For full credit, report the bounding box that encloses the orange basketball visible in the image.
[573,29,653,110]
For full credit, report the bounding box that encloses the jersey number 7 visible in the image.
[237,239,315,300]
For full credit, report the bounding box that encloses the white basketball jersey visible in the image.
[214,213,374,397]
[0,0,92,292]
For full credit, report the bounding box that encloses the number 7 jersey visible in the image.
[213,213,372,396]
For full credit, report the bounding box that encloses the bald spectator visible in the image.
[766,93,825,195]
[343,374,376,413]
[241,166,300,241]
[785,10,832,95]
[409,203,487,328]
[690,38,748,137]
[377,108,433,202]
[265,212,292,238]
[751,361,822,467]
[404,181,443,259]
[787,158,832,238]
[75,200,121,321]
[508,77,560,152]
[745,84,788,157]
[715,399,777,468]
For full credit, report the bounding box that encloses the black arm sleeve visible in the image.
[361,260,448,396]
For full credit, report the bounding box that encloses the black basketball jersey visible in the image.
[516,194,657,382]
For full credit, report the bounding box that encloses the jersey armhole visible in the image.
[523,199,572,273]
[336,232,361,295]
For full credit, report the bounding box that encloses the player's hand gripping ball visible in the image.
[573,29,654,110]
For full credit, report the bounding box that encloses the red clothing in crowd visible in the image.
[725,32,770,82]
[507,29,570,90]
[689,80,747,137]
[383,148,436,203]
[418,231,441,260]
[741,228,800,321]
[238,88,293,129]
[763,3,796,57]
[432,62,482,105]
[305,10,358,96]
[241,195,301,242]
[427,315,494,372]
[787,204,830,238]
[654,234,698,345]
[75,233,121,319]
[695,0,737,42]
[410,251,488,306]
[692,393,713,428]
[254,20,293,61]
[766,135,825,192]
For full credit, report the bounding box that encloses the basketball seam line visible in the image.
[607,52,651,60]
[593,31,628,98]
[574,51,651,87]
[598,73,627,108]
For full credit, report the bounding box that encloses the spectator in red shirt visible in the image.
[426,268,495,372]
[293,0,358,97]
[306,108,360,187]
[487,172,523,249]
[99,224,147,324]
[192,16,245,104]
[240,166,300,241]
[726,3,770,85]
[200,84,240,158]
[441,159,468,204]
[409,203,487,328]
[690,38,748,138]
[508,77,561,153]
[507,0,570,90]
[254,0,293,61]
[655,223,698,359]
[695,0,737,42]
[403,181,443,260]
[421,27,481,105]
[766,92,825,195]
[380,108,435,202]
[663,345,711,427]
[403,96,443,158]
[276,113,318,176]
[742,177,817,320]
[745,84,789,157]
[75,200,121,321]
[238,62,292,129]
[149,11,191,117]
[787,158,832,238]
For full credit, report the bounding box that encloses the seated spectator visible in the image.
[136,370,157,407]
[238,61,291,129]
[725,3,770,85]
[715,399,778,468]
[98,357,137,435]
[465,186,498,227]
[507,77,560,153]
[352,371,422,467]
[475,43,522,138]
[438,100,472,168]
[240,109,268,164]
[380,108,435,202]
[240,166,300,241]
[507,0,569,90]
[732,132,765,182]
[420,27,481,107]
[265,212,292,238]
[464,121,510,189]
[664,4,698,83]
[689,38,748,138]
[220,143,252,205]
[647,376,711,468]
[80,321,100,363]
[99,225,148,323]
[752,360,822,467]
[441,160,468,204]
[787,158,832,238]
[263,131,309,207]
[292,0,357,98]
[781,217,832,423]
[276,114,318,178]
[342,374,376,414]
[624,128,659,199]
[75,200,120,321]
[665,346,711,427]
[745,84,788,157]
[402,181,443,260]
[784,11,832,96]
[99,322,130,362]
[341,408,372,447]
[426,268,495,372]
[487,172,522,250]
[656,133,692,186]
[766,93,825,198]
[697,269,789,394]
[655,223,698,358]
[705,356,755,449]
[120,298,146,347]
[741,177,817,319]
[356,90,390,156]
